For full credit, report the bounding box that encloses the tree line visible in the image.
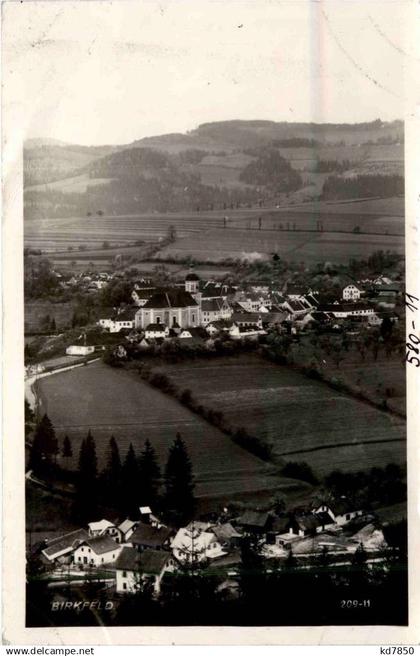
[28,414,195,526]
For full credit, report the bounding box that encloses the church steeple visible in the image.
[185,266,200,293]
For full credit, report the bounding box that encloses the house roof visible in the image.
[231,312,262,324]
[270,517,290,534]
[80,535,120,555]
[236,511,270,529]
[115,547,170,574]
[211,523,241,542]
[118,519,137,535]
[144,290,197,309]
[42,529,89,560]
[88,519,115,532]
[140,506,152,515]
[112,307,138,322]
[201,298,225,312]
[130,524,172,548]
[286,299,308,312]
[293,515,322,531]
[206,319,234,330]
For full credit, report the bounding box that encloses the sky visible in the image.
[3,0,415,146]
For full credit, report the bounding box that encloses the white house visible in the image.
[171,524,226,565]
[313,500,364,526]
[115,547,175,596]
[342,284,361,301]
[73,536,122,567]
[144,323,170,339]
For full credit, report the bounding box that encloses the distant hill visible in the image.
[24,118,404,218]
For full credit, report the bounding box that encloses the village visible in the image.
[50,260,403,361]
[25,254,407,619]
[30,492,399,603]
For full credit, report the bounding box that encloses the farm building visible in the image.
[115,547,175,595]
[319,303,375,319]
[41,528,89,564]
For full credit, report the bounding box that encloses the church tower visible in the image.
[185,266,200,294]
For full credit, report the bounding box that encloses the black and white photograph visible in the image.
[2,0,419,644]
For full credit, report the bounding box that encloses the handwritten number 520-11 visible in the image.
[406,333,420,367]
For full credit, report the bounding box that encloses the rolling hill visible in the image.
[24,119,404,219]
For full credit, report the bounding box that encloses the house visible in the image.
[205,319,234,336]
[313,500,364,526]
[135,290,200,330]
[318,303,375,319]
[41,528,89,564]
[236,511,272,535]
[342,284,361,301]
[66,345,95,356]
[144,323,170,340]
[117,519,139,543]
[282,299,311,319]
[201,281,236,301]
[201,298,232,325]
[285,285,307,300]
[115,547,175,595]
[287,514,330,537]
[88,519,118,538]
[210,523,241,550]
[266,517,290,545]
[178,327,207,340]
[235,292,270,313]
[98,307,137,333]
[130,524,173,552]
[73,536,121,567]
[171,524,226,564]
[132,286,157,307]
[229,323,267,340]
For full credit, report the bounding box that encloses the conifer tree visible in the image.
[28,414,58,475]
[100,436,122,510]
[73,430,98,521]
[164,433,195,524]
[62,435,73,459]
[138,439,161,508]
[121,443,139,519]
